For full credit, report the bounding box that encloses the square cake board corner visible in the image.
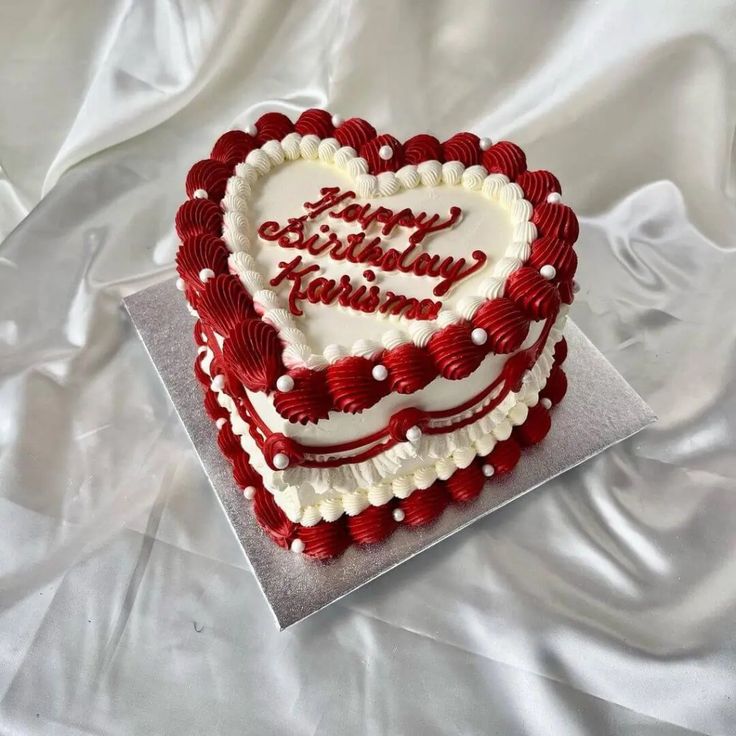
[124,279,656,630]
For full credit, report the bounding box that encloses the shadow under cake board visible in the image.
[124,279,655,630]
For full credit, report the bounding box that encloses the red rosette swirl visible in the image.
[516,170,561,205]
[347,503,398,545]
[514,404,551,446]
[427,322,487,380]
[255,111,293,143]
[197,274,256,338]
[540,366,567,405]
[487,438,521,475]
[528,237,578,281]
[445,462,485,503]
[388,407,428,443]
[175,198,222,240]
[360,133,404,174]
[482,141,527,179]
[299,519,351,560]
[273,367,332,425]
[441,132,481,166]
[334,117,377,150]
[263,433,304,471]
[185,159,231,201]
[553,337,568,366]
[532,202,579,244]
[403,134,442,165]
[210,130,258,168]
[294,108,334,138]
[382,342,438,394]
[253,487,296,549]
[222,319,283,393]
[217,421,242,459]
[176,233,229,302]
[233,452,262,489]
[505,267,561,321]
[399,482,450,526]
[473,298,530,354]
[193,320,206,347]
[326,356,390,414]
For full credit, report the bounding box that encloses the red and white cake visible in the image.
[175,110,577,559]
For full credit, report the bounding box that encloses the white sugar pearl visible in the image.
[290,538,305,553]
[245,124,257,136]
[372,364,388,381]
[540,264,557,280]
[392,508,405,522]
[211,375,225,391]
[276,375,295,392]
[273,452,290,469]
[482,464,495,478]
[471,328,488,346]
[193,188,208,199]
[175,277,185,291]
[199,268,215,283]
[243,485,257,500]
[215,417,226,429]
[546,192,562,204]
[573,281,581,294]
[331,114,343,127]
[541,397,553,410]
[378,145,393,160]
[479,137,492,151]
[406,425,422,443]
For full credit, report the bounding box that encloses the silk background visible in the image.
[1,1,735,734]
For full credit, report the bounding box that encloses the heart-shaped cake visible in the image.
[175,110,578,559]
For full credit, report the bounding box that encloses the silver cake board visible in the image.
[124,279,655,630]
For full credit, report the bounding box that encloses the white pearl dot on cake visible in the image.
[215,417,226,429]
[392,508,405,522]
[540,264,557,280]
[243,485,257,500]
[372,364,388,381]
[479,137,492,151]
[245,124,257,136]
[331,114,343,127]
[211,375,225,391]
[378,145,393,160]
[406,425,422,443]
[290,538,305,553]
[276,374,295,392]
[273,452,290,470]
[541,397,553,410]
[471,328,488,346]
[175,277,185,291]
[199,268,215,283]
[193,188,208,199]
[573,281,581,294]
[482,464,495,478]
[546,192,562,204]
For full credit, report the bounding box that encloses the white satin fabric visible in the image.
[1,2,736,734]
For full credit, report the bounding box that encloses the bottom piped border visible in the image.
[195,342,568,560]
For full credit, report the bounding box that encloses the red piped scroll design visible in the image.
[194,328,568,560]
[175,109,580,433]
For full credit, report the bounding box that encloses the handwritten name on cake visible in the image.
[257,187,487,320]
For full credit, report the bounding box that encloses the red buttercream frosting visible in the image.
[176,233,229,300]
[528,237,578,281]
[299,519,351,560]
[554,337,568,365]
[196,274,256,337]
[445,461,486,503]
[185,159,231,201]
[516,170,561,205]
[428,323,487,380]
[441,132,481,166]
[347,503,398,544]
[505,267,561,321]
[294,108,335,138]
[540,366,567,405]
[482,141,527,178]
[326,356,390,414]
[514,404,551,446]
[175,198,222,240]
[255,112,294,143]
[253,488,296,549]
[210,130,258,168]
[360,133,404,174]
[222,319,283,393]
[487,438,522,475]
[532,202,579,244]
[403,134,442,165]
[383,342,438,394]
[399,482,449,526]
[273,367,332,425]
[334,117,376,149]
[473,298,530,354]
